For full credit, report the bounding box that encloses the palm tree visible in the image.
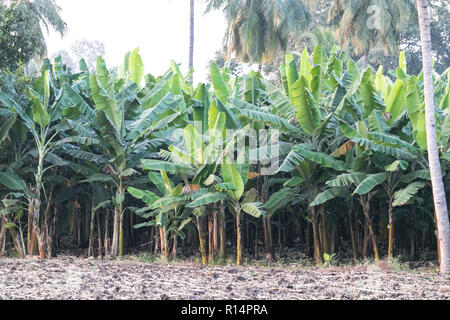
[205,0,310,68]
[0,0,66,70]
[16,0,66,57]
[416,0,450,273]
[328,0,416,67]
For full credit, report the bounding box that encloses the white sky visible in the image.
[45,0,227,83]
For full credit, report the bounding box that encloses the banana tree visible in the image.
[209,62,300,261]
[277,46,353,265]
[77,54,188,257]
[0,172,27,257]
[0,61,96,258]
[128,164,192,260]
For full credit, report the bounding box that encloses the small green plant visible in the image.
[323,253,337,267]
[388,256,409,271]
[136,252,156,263]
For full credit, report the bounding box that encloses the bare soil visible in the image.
[0,256,449,300]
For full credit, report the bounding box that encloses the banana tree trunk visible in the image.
[312,221,321,266]
[348,211,358,263]
[118,211,124,257]
[111,207,119,257]
[213,209,219,256]
[196,216,207,265]
[27,203,34,255]
[208,214,213,262]
[417,0,450,273]
[104,209,110,256]
[30,198,45,259]
[310,207,322,266]
[388,203,394,261]
[236,203,242,266]
[219,204,226,259]
[360,198,380,261]
[320,206,328,255]
[88,207,96,257]
[172,234,177,260]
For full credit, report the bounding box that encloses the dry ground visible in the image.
[0,256,449,300]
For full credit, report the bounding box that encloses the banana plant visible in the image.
[278,46,352,265]
[128,165,192,260]
[0,61,96,258]
[0,172,27,257]
[74,53,188,257]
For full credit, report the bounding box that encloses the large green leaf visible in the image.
[0,92,35,132]
[127,187,159,205]
[29,93,50,127]
[221,164,245,201]
[368,132,420,155]
[393,181,427,207]
[0,115,17,142]
[90,74,122,130]
[310,187,347,207]
[400,170,431,183]
[241,202,266,218]
[353,173,387,195]
[184,124,204,164]
[311,45,324,101]
[128,48,144,86]
[285,54,299,103]
[351,137,416,160]
[386,79,406,125]
[291,76,322,134]
[0,172,26,191]
[264,188,296,214]
[210,62,229,103]
[141,159,191,174]
[384,160,409,172]
[295,146,347,171]
[300,48,311,83]
[360,70,385,118]
[231,98,298,132]
[326,172,367,187]
[187,192,227,208]
[63,83,96,121]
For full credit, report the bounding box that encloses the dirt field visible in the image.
[0,256,449,300]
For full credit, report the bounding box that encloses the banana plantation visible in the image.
[0,45,449,269]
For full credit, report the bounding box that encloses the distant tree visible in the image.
[205,0,311,68]
[0,0,66,70]
[70,40,106,72]
[327,0,417,67]
[50,49,77,70]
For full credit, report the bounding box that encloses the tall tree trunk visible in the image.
[360,197,380,261]
[196,217,207,265]
[88,207,96,257]
[189,0,195,83]
[417,0,450,273]
[111,207,119,257]
[388,203,394,261]
[213,209,219,255]
[348,211,358,264]
[236,204,242,265]
[219,203,226,259]
[208,214,213,262]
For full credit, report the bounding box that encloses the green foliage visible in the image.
[0,42,447,266]
[0,0,66,70]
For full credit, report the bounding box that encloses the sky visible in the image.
[45,0,227,83]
